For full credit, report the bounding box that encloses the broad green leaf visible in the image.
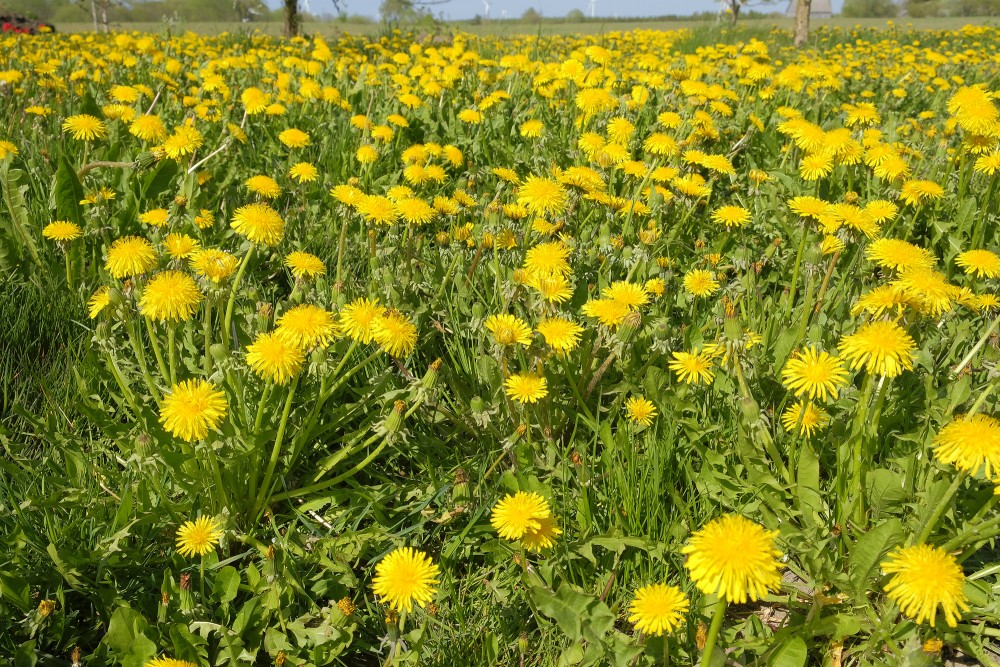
[105,606,151,654]
[767,636,807,667]
[796,440,823,525]
[848,519,903,599]
[54,155,85,226]
[214,565,240,603]
[810,613,863,639]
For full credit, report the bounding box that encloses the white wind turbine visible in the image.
[482,0,491,18]
[587,0,596,17]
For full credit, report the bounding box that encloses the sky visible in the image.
[287,0,844,20]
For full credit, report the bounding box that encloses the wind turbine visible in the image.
[499,8,508,18]
[587,0,596,17]
[301,0,312,14]
[482,0,490,18]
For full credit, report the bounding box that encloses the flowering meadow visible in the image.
[3,20,1000,666]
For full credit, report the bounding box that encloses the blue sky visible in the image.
[287,0,844,20]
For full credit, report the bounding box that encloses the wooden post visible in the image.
[284,0,300,37]
[793,0,811,47]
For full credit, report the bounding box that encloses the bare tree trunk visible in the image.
[100,0,109,33]
[793,0,811,47]
[90,0,98,31]
[284,0,300,37]
[730,1,741,25]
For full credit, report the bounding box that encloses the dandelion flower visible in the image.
[139,271,202,322]
[524,242,571,276]
[129,115,167,143]
[164,233,199,259]
[603,281,649,309]
[276,304,336,350]
[881,544,969,628]
[625,396,657,426]
[933,413,1000,478]
[711,205,751,228]
[190,249,238,283]
[520,119,544,138]
[536,317,583,353]
[781,346,848,402]
[517,176,568,217]
[146,658,199,667]
[289,162,318,183]
[372,547,439,613]
[284,251,326,280]
[246,331,305,385]
[161,126,203,160]
[780,401,830,438]
[521,515,562,552]
[892,268,957,317]
[682,514,783,604]
[669,350,715,385]
[957,249,1000,279]
[88,286,112,319]
[485,314,532,347]
[175,516,223,558]
[682,269,720,297]
[866,238,936,271]
[42,221,82,242]
[278,128,310,148]
[628,583,690,637]
[838,320,916,377]
[339,297,382,344]
[581,298,631,329]
[373,310,418,358]
[527,272,573,303]
[159,379,228,442]
[504,373,548,403]
[491,491,550,540]
[245,175,282,199]
[106,236,157,279]
[62,114,106,141]
[231,203,285,246]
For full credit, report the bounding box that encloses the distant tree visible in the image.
[718,0,777,25]
[905,0,942,14]
[521,6,541,21]
[566,7,585,19]
[842,0,898,16]
[379,0,449,23]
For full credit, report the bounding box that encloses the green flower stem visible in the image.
[252,374,300,517]
[64,249,73,292]
[785,221,810,319]
[662,634,670,667]
[953,313,1000,378]
[433,250,463,306]
[145,317,170,385]
[125,317,161,404]
[811,249,841,317]
[941,511,1000,553]
[203,299,212,375]
[104,351,142,417]
[847,373,876,527]
[221,245,255,350]
[202,442,230,511]
[335,214,349,286]
[269,431,384,504]
[913,470,967,545]
[167,324,177,386]
[700,597,727,667]
[199,554,206,601]
[972,174,998,249]
[253,382,274,434]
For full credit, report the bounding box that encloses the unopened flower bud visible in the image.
[616,310,642,344]
[210,343,229,364]
[384,400,406,433]
[421,358,442,389]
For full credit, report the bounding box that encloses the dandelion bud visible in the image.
[696,621,707,650]
[518,632,530,654]
[71,647,81,667]
[610,235,624,249]
[384,400,406,434]
[311,346,327,367]
[427,602,439,616]
[480,233,494,249]
[616,310,642,344]
[512,268,529,284]
[421,358,442,389]
[275,651,286,666]
[570,450,583,466]
[337,597,356,616]
[844,190,859,204]
[922,638,943,655]
[455,225,471,242]
[210,343,229,364]
[266,544,275,560]
[161,591,170,606]
[385,609,399,625]
[470,396,485,413]
[173,194,188,208]
[724,316,742,341]
[471,303,484,319]
[638,228,658,245]
[134,151,157,169]
[96,321,112,342]
[515,423,528,436]
[37,599,55,618]
[435,232,450,246]
[106,287,126,308]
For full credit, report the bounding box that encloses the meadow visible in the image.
[2,19,1000,667]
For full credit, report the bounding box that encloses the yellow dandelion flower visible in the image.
[933,413,1000,478]
[372,547,439,613]
[42,221,82,242]
[536,317,584,353]
[517,176,568,217]
[781,346,848,402]
[625,396,657,426]
[129,115,167,143]
[485,314,533,347]
[175,516,223,558]
[881,544,969,628]
[521,515,562,552]
[190,249,238,283]
[711,205,751,228]
[161,126,203,161]
[669,350,716,385]
[682,269,720,297]
[159,379,228,442]
[164,233,199,259]
[275,304,336,350]
[62,114,106,141]
[780,401,830,438]
[838,320,916,377]
[231,203,285,246]
[284,251,326,280]
[246,331,305,385]
[289,162,318,183]
[957,249,1000,279]
[504,373,548,403]
[628,583,689,637]
[278,128,310,148]
[682,514,783,604]
[88,286,111,319]
[339,297,382,344]
[106,236,157,279]
[373,310,418,358]
[139,271,202,322]
[491,491,551,540]
[245,175,282,199]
